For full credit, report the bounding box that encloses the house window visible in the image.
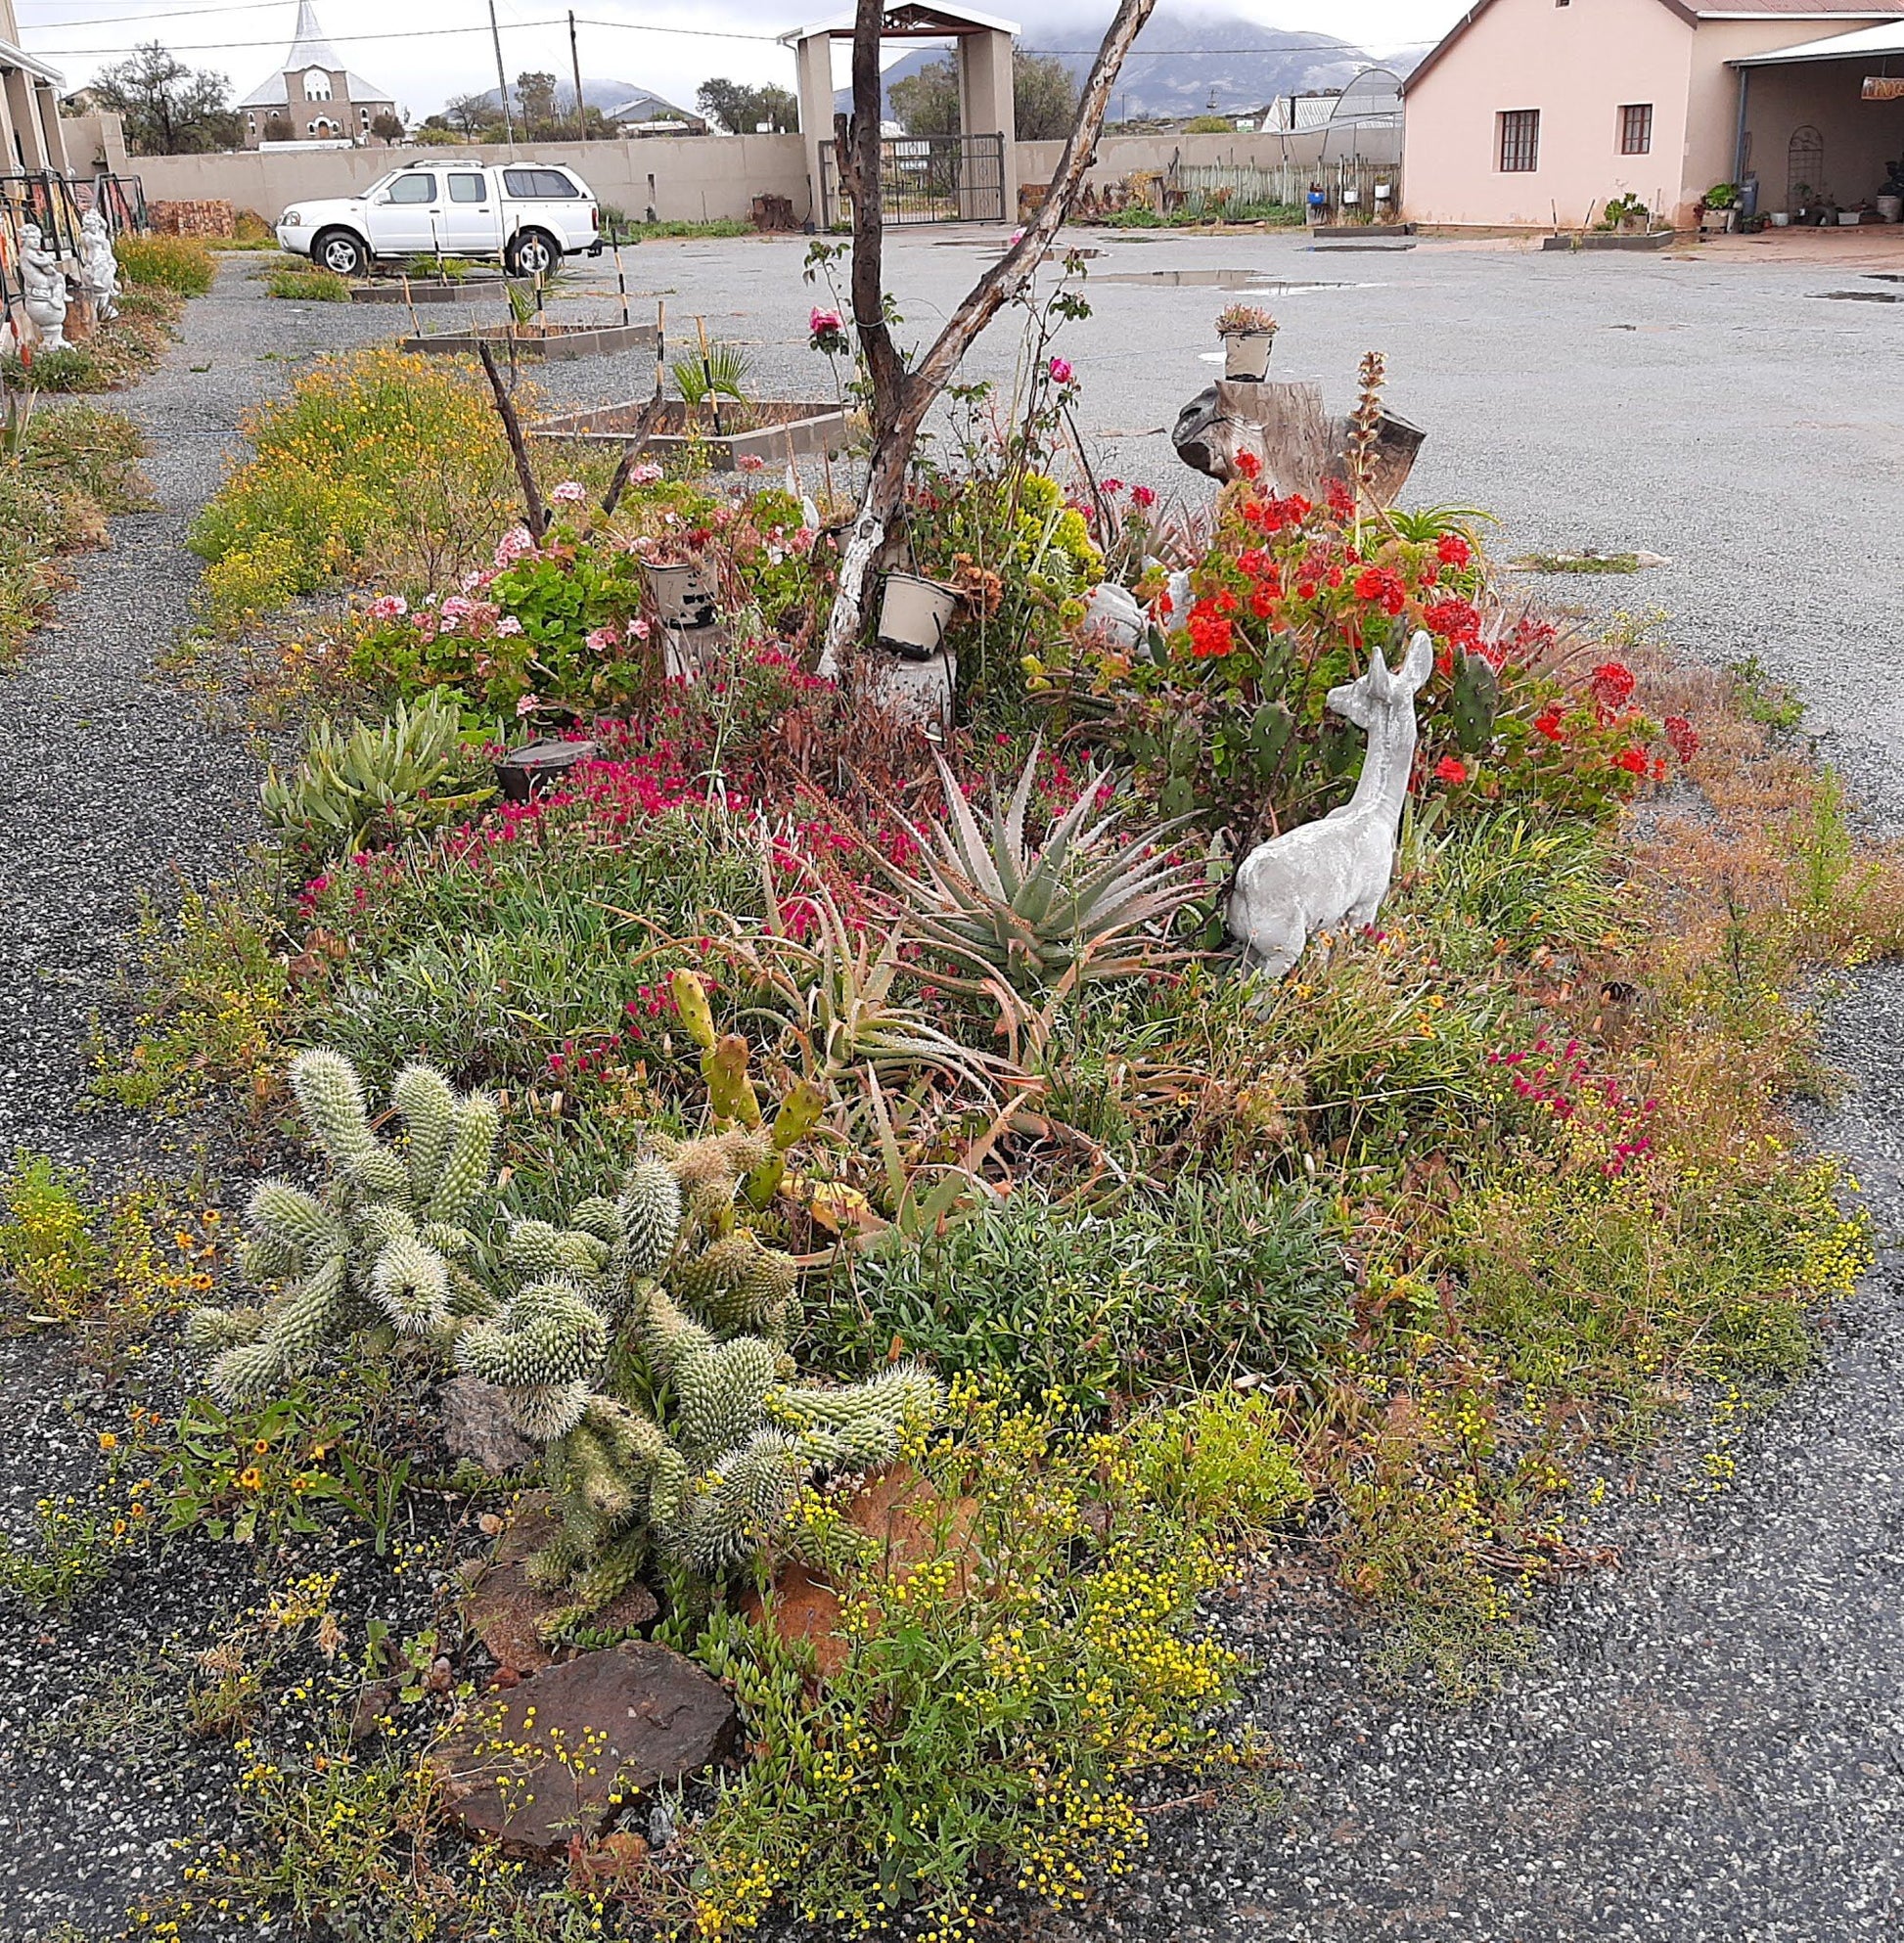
[1498,109,1540,172]
[1619,103,1653,155]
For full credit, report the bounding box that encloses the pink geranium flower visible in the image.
[367,594,407,623]
[550,480,589,504]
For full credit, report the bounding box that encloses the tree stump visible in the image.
[1172,379,1426,506]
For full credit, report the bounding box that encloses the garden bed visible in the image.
[397,319,657,360]
[1541,230,1678,251]
[532,394,853,468]
[351,277,523,305]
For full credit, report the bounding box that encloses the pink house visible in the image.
[1401,0,1904,229]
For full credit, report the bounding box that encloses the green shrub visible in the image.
[0,344,103,393]
[116,233,216,295]
[688,1386,1308,1937]
[0,1153,104,1310]
[810,1174,1353,1409]
[264,264,349,302]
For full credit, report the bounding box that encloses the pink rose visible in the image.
[809,306,842,335]
[1049,356,1073,384]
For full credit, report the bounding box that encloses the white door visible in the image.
[441,171,502,255]
[367,170,441,255]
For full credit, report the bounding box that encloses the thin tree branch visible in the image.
[476,339,548,540]
[598,388,668,518]
[843,0,908,436]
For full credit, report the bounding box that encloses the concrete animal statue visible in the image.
[19,223,68,352]
[76,210,119,321]
[1227,628,1433,976]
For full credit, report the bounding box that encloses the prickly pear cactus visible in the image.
[1449,650,1501,756]
[185,1050,500,1403]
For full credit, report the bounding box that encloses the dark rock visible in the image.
[442,1376,536,1475]
[431,1641,739,1857]
[466,1492,659,1674]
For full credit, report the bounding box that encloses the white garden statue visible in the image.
[76,210,119,322]
[18,222,68,352]
[1227,628,1433,976]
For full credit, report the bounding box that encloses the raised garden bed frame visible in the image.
[399,321,657,361]
[531,396,854,472]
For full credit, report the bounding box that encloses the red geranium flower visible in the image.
[1435,532,1473,568]
[1187,604,1236,659]
[1130,484,1156,509]
[1533,706,1564,743]
[1663,713,1700,762]
[1234,449,1262,480]
[1433,755,1469,785]
[1590,660,1636,710]
[1325,477,1355,520]
[1614,746,1649,776]
[1354,565,1409,616]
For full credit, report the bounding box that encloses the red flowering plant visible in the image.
[1045,470,1679,833]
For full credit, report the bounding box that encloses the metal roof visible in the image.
[238,1,392,110]
[1730,16,1904,56]
[780,1,1020,46]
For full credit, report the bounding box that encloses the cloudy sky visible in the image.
[18,0,1468,123]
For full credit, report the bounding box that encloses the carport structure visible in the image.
[1732,20,1904,216]
[784,1,1020,227]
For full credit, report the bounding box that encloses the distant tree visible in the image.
[443,92,489,135]
[890,52,1083,141]
[516,70,559,137]
[1184,113,1234,133]
[1014,52,1079,140]
[409,122,467,147]
[262,111,291,142]
[369,110,405,143]
[90,40,241,155]
[695,77,796,134]
[889,57,959,137]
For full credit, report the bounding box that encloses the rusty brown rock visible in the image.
[431,1641,738,1858]
[442,1375,537,1476]
[466,1493,657,1674]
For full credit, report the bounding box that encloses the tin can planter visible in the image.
[877,573,960,661]
[1221,329,1278,382]
[645,560,718,631]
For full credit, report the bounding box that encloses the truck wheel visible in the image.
[313,229,367,278]
[507,229,559,280]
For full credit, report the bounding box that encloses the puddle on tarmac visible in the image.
[1097,269,1350,291]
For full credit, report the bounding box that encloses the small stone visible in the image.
[431,1642,738,1858]
[442,1376,536,1475]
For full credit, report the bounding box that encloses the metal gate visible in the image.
[821,133,1006,227]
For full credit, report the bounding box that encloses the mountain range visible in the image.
[839,6,1422,122]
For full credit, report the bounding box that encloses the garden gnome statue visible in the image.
[77,210,119,322]
[1227,629,1432,975]
[19,223,68,352]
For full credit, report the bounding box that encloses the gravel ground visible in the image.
[1,234,1902,1938]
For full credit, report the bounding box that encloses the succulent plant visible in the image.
[191,1045,944,1631]
[872,741,1206,991]
[259,693,492,859]
[184,1050,503,1403]
[466,1125,942,1629]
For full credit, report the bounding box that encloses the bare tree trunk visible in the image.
[817,0,1158,677]
[476,340,548,541]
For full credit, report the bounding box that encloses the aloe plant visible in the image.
[260,694,492,859]
[874,743,1206,991]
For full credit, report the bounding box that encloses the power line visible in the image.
[26,13,785,57]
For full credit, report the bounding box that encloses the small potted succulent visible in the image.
[1700,182,1740,232]
[1603,192,1649,235]
[1215,301,1279,382]
[877,572,961,661]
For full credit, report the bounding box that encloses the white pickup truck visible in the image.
[276,158,603,279]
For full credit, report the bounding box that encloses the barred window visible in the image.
[1619,103,1654,155]
[1498,109,1540,173]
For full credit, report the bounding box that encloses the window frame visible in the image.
[1618,102,1654,156]
[448,173,488,204]
[1498,108,1540,173]
[385,172,438,205]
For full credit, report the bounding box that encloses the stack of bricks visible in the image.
[149,200,236,239]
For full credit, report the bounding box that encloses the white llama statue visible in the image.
[1227,628,1433,976]
[19,222,68,352]
[77,209,120,322]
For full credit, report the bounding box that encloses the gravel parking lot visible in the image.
[0,231,1901,1939]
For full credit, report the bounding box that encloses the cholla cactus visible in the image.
[185,1050,501,1403]
[465,1132,941,1629]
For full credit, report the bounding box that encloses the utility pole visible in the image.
[488,0,515,151]
[568,10,586,143]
